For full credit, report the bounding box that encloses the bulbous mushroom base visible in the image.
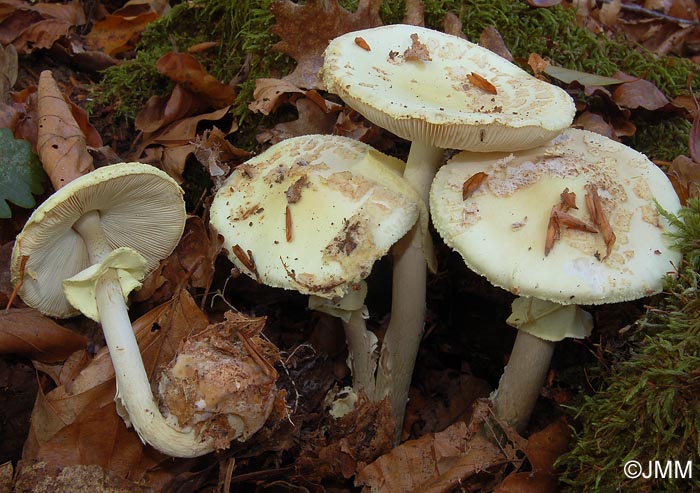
[157,319,280,450]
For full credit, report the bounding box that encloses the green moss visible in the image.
[629,117,692,163]
[559,201,700,492]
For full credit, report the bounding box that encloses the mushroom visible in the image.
[209,134,424,397]
[322,24,575,428]
[429,128,682,431]
[10,162,227,457]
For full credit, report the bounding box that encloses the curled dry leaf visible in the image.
[668,155,700,205]
[462,171,488,200]
[247,78,304,116]
[402,0,424,26]
[354,36,371,51]
[0,43,18,103]
[285,205,293,242]
[467,72,497,95]
[544,188,597,256]
[585,183,616,260]
[0,308,87,362]
[156,52,236,109]
[36,71,94,190]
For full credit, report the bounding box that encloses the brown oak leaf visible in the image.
[270,0,383,90]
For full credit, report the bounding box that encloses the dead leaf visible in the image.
[443,12,467,39]
[462,171,488,200]
[135,84,209,134]
[22,290,208,486]
[0,43,17,103]
[0,0,85,54]
[85,11,159,56]
[493,472,559,493]
[247,77,304,116]
[467,72,497,95]
[296,395,395,481]
[402,0,424,26]
[134,216,223,305]
[156,52,236,108]
[356,419,509,491]
[599,0,621,28]
[524,417,571,473]
[543,65,623,87]
[13,463,154,493]
[0,308,87,362]
[193,127,250,189]
[689,95,700,163]
[585,183,616,260]
[573,111,617,140]
[36,70,94,189]
[612,72,670,110]
[527,53,550,78]
[256,98,336,145]
[479,26,513,61]
[668,154,700,205]
[270,0,383,89]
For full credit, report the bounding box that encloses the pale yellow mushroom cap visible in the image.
[322,24,575,152]
[430,128,682,305]
[210,135,423,298]
[11,162,186,318]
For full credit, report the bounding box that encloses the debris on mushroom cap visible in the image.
[210,135,423,299]
[157,312,280,448]
[10,162,186,318]
[322,24,575,152]
[429,128,682,305]
[507,297,593,342]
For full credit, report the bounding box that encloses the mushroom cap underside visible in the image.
[210,134,421,299]
[11,162,186,318]
[322,24,575,151]
[430,128,682,305]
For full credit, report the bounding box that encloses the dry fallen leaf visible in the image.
[0,0,85,54]
[462,171,488,200]
[85,11,159,55]
[256,98,336,145]
[295,395,395,482]
[270,0,383,89]
[0,43,17,103]
[524,417,571,474]
[156,52,236,109]
[0,308,87,362]
[612,72,670,110]
[356,401,521,492]
[668,154,700,205]
[480,26,513,61]
[36,70,94,189]
[135,84,209,134]
[247,77,304,115]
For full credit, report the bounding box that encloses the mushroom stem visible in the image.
[343,309,378,397]
[72,210,215,457]
[374,141,442,439]
[490,330,555,433]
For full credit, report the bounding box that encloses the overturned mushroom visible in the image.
[210,135,423,396]
[323,24,575,431]
[10,163,243,457]
[430,129,681,431]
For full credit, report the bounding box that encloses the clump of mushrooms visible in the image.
[209,134,424,398]
[430,128,682,431]
[322,24,575,429]
[11,162,275,457]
